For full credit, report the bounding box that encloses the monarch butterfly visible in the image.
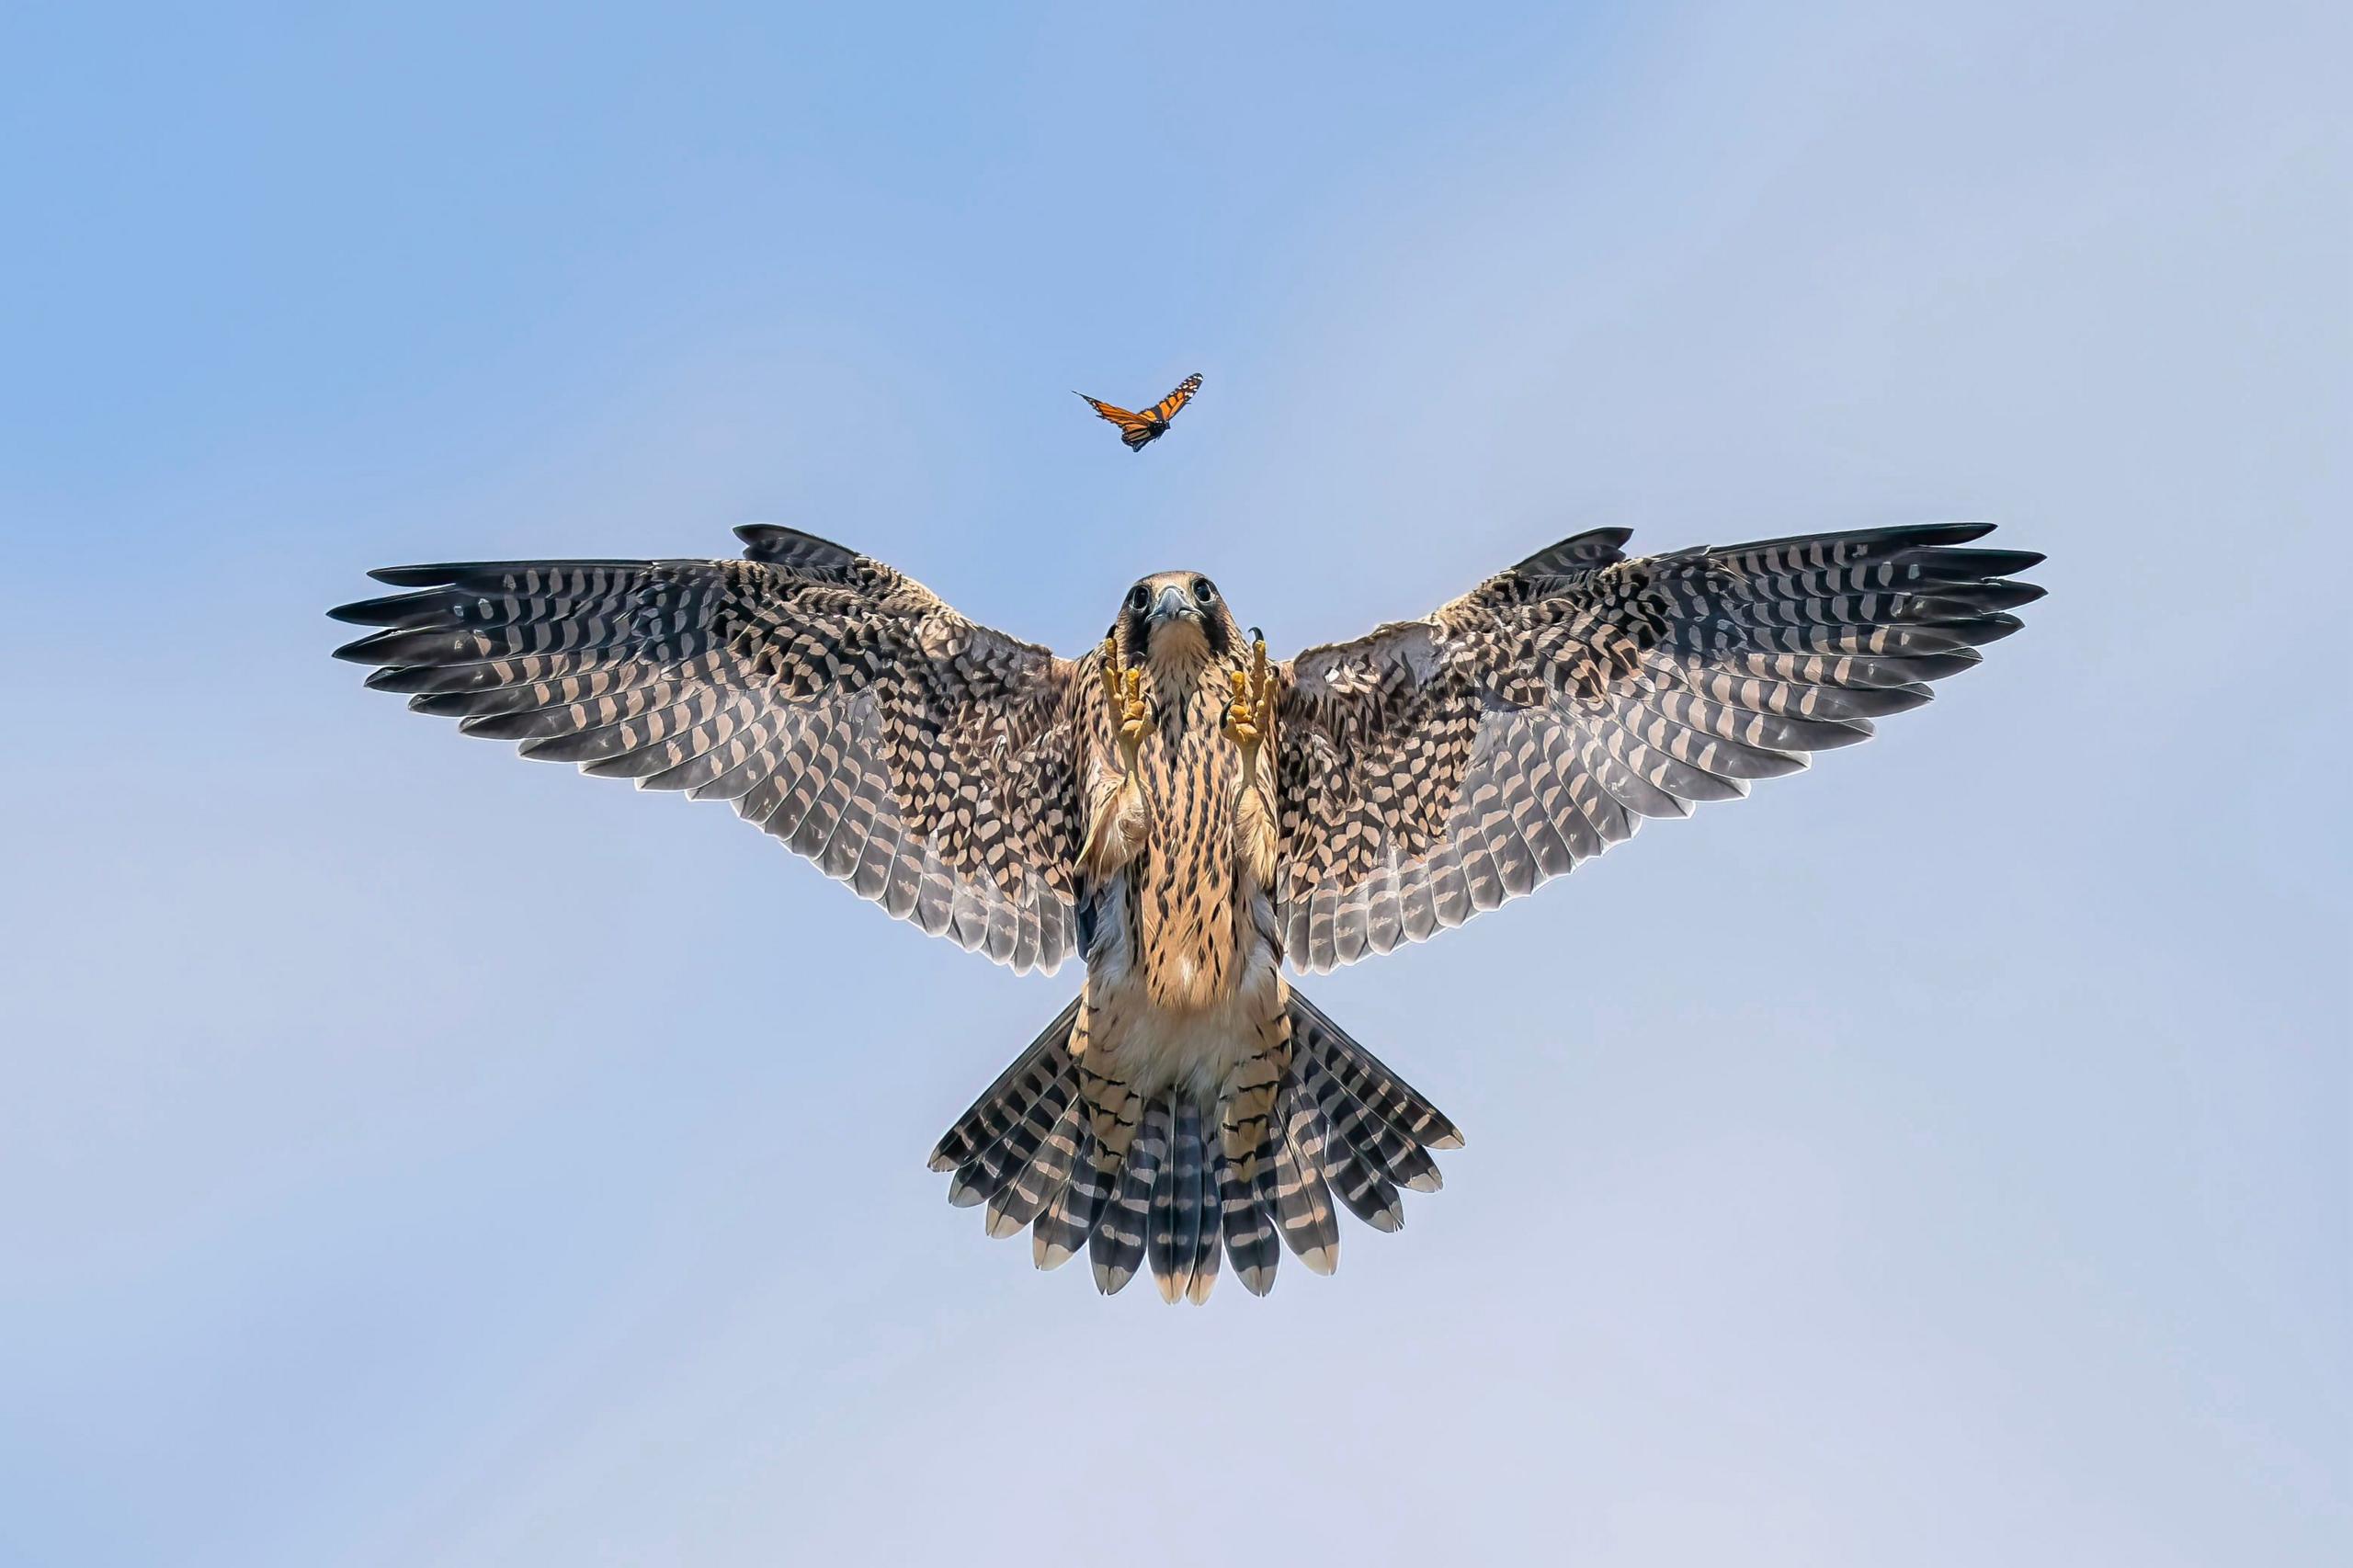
[1075,372,1203,451]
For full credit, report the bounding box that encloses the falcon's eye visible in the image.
[1192,577,1216,604]
[1127,585,1151,612]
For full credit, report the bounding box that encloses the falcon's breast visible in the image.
[1126,659,1257,1010]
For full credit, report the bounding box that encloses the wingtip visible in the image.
[330,631,390,664]
[367,563,452,586]
[1971,611,2027,644]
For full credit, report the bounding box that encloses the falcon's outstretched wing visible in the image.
[332,525,1086,973]
[1273,522,2044,971]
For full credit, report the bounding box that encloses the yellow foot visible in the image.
[1100,635,1153,770]
[1223,627,1271,787]
[1082,638,1154,876]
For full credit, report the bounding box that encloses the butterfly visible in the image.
[1075,371,1203,452]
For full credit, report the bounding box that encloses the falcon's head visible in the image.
[1116,571,1244,668]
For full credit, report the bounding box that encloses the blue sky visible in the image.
[1,3,2344,1563]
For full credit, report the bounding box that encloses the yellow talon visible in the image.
[1104,640,1152,770]
[1224,630,1272,787]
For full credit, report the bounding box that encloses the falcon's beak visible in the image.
[1150,585,1199,624]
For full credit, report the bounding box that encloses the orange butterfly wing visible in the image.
[1148,373,1203,425]
[1077,393,1144,426]
[1075,392,1155,449]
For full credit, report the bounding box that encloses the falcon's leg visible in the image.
[1225,629,1278,888]
[1222,628,1272,785]
[1082,640,1153,876]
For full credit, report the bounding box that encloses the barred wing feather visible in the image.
[331,524,1085,973]
[1273,522,2044,971]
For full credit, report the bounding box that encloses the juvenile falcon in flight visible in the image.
[332,519,2041,1301]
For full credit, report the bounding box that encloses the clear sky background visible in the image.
[1,3,2344,1564]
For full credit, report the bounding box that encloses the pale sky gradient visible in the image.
[1,3,2346,1564]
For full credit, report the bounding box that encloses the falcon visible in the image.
[331,519,2042,1301]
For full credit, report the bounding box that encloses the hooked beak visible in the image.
[1149,584,1199,624]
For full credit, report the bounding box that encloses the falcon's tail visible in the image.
[927,990,1461,1301]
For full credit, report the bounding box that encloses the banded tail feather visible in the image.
[929,989,1457,1301]
[1092,1097,1166,1295]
